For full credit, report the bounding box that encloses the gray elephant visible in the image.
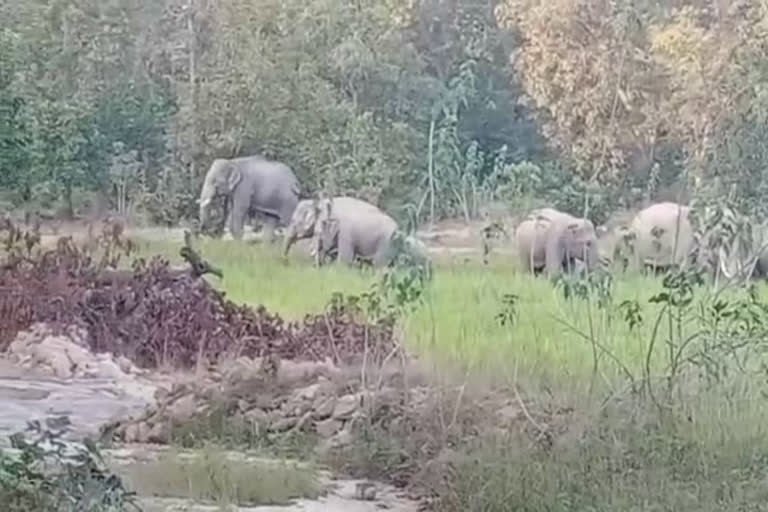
[595,209,638,271]
[698,208,768,282]
[514,207,599,277]
[198,155,300,241]
[622,202,696,272]
[311,197,400,267]
[283,196,381,264]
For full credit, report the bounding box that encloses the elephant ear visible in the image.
[227,165,242,194]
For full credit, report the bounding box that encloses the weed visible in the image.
[0,423,139,512]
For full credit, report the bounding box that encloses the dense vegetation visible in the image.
[3,0,768,227]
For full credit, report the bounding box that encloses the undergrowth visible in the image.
[0,423,139,512]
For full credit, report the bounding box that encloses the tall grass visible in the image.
[137,237,768,511]
[138,237,748,387]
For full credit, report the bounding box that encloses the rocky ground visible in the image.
[0,215,545,511]
[0,322,422,511]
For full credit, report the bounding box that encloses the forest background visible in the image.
[2,0,767,228]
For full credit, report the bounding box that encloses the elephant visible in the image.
[311,197,400,267]
[283,196,382,264]
[595,209,638,271]
[198,155,301,242]
[514,207,599,277]
[697,209,768,282]
[622,202,696,273]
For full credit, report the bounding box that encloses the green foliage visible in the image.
[3,0,768,227]
[0,423,139,512]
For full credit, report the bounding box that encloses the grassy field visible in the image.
[136,236,768,511]
[137,236,759,384]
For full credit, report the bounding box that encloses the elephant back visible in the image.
[628,202,694,268]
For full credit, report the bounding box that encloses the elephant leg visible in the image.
[228,204,245,240]
[518,245,533,274]
[311,234,323,267]
[372,239,395,267]
[261,215,278,243]
[337,236,356,266]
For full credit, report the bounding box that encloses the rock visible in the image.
[313,397,336,419]
[47,352,73,378]
[355,482,377,501]
[333,426,354,447]
[315,418,342,439]
[222,357,262,384]
[117,356,134,374]
[292,411,314,432]
[245,408,268,424]
[497,404,522,423]
[154,387,169,402]
[277,359,340,387]
[269,416,298,433]
[283,395,312,417]
[361,387,400,412]
[295,383,321,402]
[124,424,140,443]
[167,394,197,422]
[136,421,152,443]
[147,422,169,444]
[253,393,274,410]
[95,359,124,379]
[315,426,354,457]
[332,394,360,420]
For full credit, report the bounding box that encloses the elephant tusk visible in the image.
[199,198,211,209]
[718,246,735,280]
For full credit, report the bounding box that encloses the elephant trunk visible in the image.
[283,226,297,257]
[199,177,223,233]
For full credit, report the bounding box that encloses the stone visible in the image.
[315,426,354,457]
[269,416,298,433]
[47,352,73,379]
[147,422,169,444]
[283,394,312,417]
[333,426,354,447]
[124,424,140,443]
[295,384,318,401]
[154,387,169,402]
[136,421,152,443]
[497,404,522,423]
[292,411,314,432]
[95,359,124,380]
[245,408,268,424]
[253,393,274,410]
[167,394,197,422]
[355,482,377,501]
[117,356,134,374]
[277,360,340,387]
[313,397,336,419]
[315,418,342,439]
[222,357,262,384]
[332,394,360,420]
[361,387,399,412]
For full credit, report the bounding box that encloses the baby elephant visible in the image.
[515,207,599,277]
[283,196,398,267]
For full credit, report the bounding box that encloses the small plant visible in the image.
[495,293,520,327]
[554,267,614,310]
[0,422,139,512]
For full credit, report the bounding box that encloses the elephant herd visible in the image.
[195,153,768,280]
[514,202,768,281]
[196,154,423,268]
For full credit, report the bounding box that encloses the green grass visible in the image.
[114,447,321,507]
[138,237,763,387]
[133,237,768,511]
